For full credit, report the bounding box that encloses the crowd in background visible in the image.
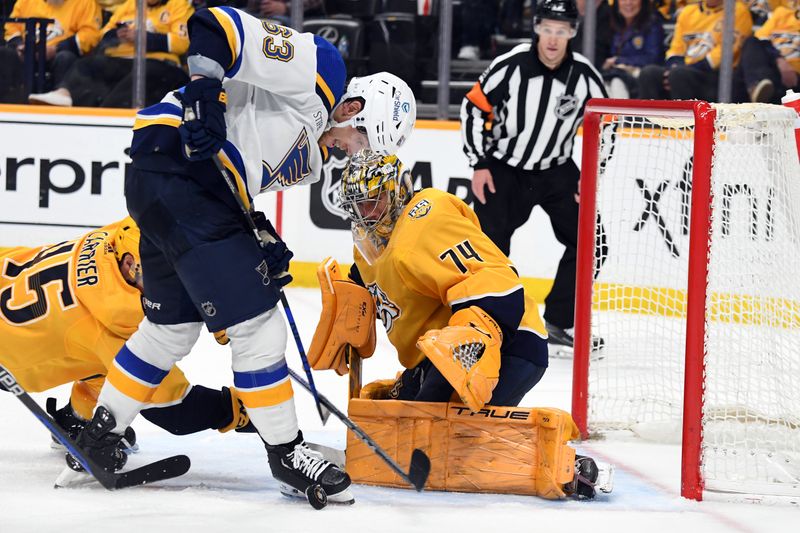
[1,0,799,108]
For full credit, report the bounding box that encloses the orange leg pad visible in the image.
[345,400,579,499]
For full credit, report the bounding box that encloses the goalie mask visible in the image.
[339,150,412,264]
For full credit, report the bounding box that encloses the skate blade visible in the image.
[595,462,615,494]
[279,483,355,505]
[54,465,94,488]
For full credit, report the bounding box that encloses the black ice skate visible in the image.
[46,399,138,453]
[266,432,354,509]
[545,322,605,358]
[55,406,129,487]
[563,455,615,499]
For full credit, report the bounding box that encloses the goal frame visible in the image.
[571,99,716,501]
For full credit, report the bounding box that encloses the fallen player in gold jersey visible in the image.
[0,217,252,473]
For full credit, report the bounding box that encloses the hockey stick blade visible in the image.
[408,448,431,492]
[0,364,190,490]
[287,367,431,491]
[110,455,191,489]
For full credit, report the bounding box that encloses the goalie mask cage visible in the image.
[572,99,800,502]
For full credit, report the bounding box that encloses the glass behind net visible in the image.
[587,103,800,497]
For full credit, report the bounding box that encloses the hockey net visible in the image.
[572,99,800,501]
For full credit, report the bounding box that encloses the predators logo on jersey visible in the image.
[261,128,312,190]
[408,199,432,219]
[367,282,401,333]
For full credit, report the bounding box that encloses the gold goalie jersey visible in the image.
[0,221,189,417]
[353,188,547,370]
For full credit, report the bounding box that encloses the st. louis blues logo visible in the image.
[367,282,400,333]
[255,259,271,286]
[262,128,312,190]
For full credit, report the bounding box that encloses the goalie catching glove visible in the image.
[308,258,376,375]
[416,306,502,412]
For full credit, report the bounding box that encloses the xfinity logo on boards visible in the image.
[631,158,777,258]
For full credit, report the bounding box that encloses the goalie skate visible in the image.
[564,455,615,499]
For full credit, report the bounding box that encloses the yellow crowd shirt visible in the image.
[756,6,800,73]
[353,188,547,370]
[102,0,193,65]
[667,1,753,67]
[5,0,101,55]
[0,221,189,413]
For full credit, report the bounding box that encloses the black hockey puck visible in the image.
[305,484,327,510]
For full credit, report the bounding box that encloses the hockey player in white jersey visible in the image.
[63,6,416,507]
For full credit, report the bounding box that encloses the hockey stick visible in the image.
[287,366,431,492]
[0,364,190,490]
[208,152,329,425]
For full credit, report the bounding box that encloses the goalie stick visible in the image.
[206,150,330,425]
[287,367,431,492]
[0,364,190,490]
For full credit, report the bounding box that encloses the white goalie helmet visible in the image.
[331,72,417,156]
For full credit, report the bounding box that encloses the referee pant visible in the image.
[473,158,606,329]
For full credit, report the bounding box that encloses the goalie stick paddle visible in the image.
[287,367,431,492]
[0,364,190,490]
[208,152,329,425]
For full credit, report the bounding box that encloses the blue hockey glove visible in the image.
[175,77,227,161]
[252,211,293,288]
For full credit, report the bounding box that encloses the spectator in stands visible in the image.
[654,0,691,22]
[571,0,613,67]
[602,0,664,98]
[638,0,752,101]
[457,0,499,60]
[733,3,799,103]
[244,0,324,27]
[28,0,192,108]
[1,0,101,103]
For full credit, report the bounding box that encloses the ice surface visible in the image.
[1,288,796,532]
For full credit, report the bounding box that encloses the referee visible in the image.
[460,0,607,352]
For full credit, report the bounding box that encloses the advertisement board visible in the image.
[0,106,570,289]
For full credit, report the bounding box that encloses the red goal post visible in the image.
[572,99,800,502]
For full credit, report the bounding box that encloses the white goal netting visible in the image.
[584,103,800,497]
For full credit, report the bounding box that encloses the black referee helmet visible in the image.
[533,0,580,28]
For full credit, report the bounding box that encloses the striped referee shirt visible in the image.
[461,43,607,172]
